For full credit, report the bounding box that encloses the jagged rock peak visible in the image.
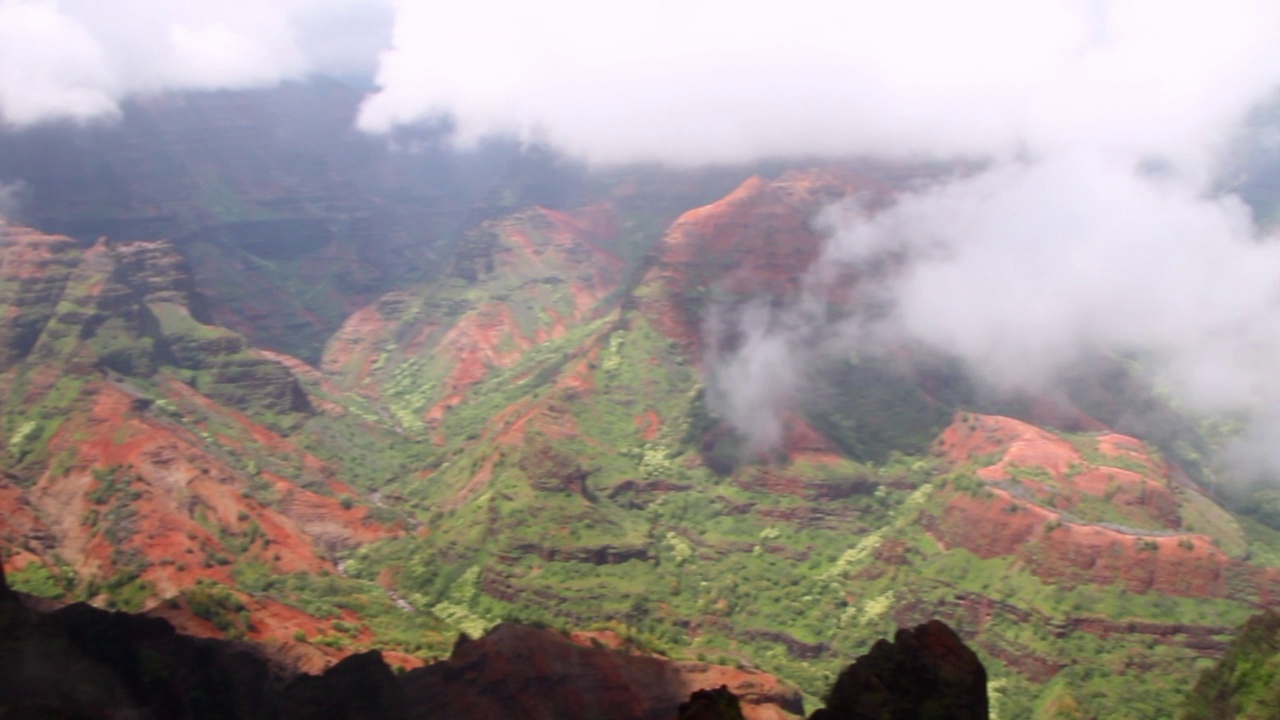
[810,620,988,720]
[679,685,747,720]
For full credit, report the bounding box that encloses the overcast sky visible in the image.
[362,0,1280,170]
[0,0,1275,168]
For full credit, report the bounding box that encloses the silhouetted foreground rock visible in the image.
[0,565,799,720]
[2,561,990,720]
[0,570,406,719]
[679,686,748,720]
[0,562,12,604]
[809,620,988,720]
[400,623,801,720]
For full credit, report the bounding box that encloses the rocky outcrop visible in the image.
[0,222,310,415]
[130,240,311,416]
[518,435,594,494]
[109,238,200,307]
[507,543,652,565]
[926,486,1244,597]
[734,466,876,502]
[284,650,408,720]
[0,560,12,603]
[0,220,81,370]
[809,620,988,720]
[936,413,1182,531]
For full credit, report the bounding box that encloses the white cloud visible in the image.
[360,0,1280,168]
[709,150,1280,465]
[165,18,304,88]
[0,180,24,218]
[9,0,1279,169]
[0,0,393,127]
[823,153,1276,401]
[0,1,118,124]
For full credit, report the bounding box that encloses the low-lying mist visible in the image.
[708,149,1280,483]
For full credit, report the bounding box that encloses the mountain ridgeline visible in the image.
[2,81,1280,719]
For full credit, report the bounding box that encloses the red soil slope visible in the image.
[422,206,624,424]
[638,169,889,351]
[321,204,625,429]
[632,170,896,461]
[928,414,1280,599]
[319,293,409,384]
[1,378,400,660]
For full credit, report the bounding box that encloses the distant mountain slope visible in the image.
[0,81,590,360]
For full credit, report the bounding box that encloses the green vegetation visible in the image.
[100,570,154,613]
[800,356,953,463]
[306,290,1276,719]
[231,557,455,658]
[1180,610,1280,720]
[0,372,87,481]
[6,562,68,598]
[184,580,253,639]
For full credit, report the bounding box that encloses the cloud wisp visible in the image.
[708,146,1280,473]
[0,180,24,218]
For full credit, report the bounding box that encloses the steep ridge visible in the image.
[638,168,890,353]
[319,203,626,445]
[0,222,309,416]
[635,169,953,464]
[0,372,410,663]
[0,221,81,370]
[928,414,1274,599]
[0,220,430,668]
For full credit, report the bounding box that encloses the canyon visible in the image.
[1,81,1278,718]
